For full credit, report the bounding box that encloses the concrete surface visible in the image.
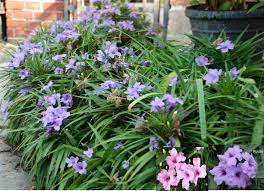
[0,137,33,190]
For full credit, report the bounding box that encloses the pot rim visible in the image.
[185,4,264,19]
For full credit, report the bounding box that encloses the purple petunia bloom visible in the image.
[19,69,30,79]
[66,156,79,167]
[21,42,42,55]
[150,94,183,113]
[61,94,73,107]
[100,80,121,91]
[40,106,70,132]
[125,82,146,100]
[149,136,159,151]
[54,67,64,74]
[146,28,158,37]
[118,21,135,31]
[55,29,79,43]
[19,87,30,97]
[104,41,121,59]
[216,40,234,53]
[66,58,77,73]
[52,54,66,62]
[44,94,59,106]
[241,152,257,178]
[217,145,242,166]
[135,115,147,129]
[114,142,124,151]
[96,50,107,62]
[6,51,25,69]
[41,81,53,93]
[150,97,165,113]
[203,69,222,87]
[100,20,115,27]
[84,148,93,159]
[169,75,178,87]
[129,12,139,19]
[122,160,130,170]
[0,101,12,121]
[164,136,176,149]
[195,56,210,67]
[229,67,240,80]
[81,53,89,60]
[210,145,257,189]
[154,42,164,48]
[73,161,87,175]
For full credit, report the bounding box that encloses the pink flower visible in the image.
[191,158,207,185]
[177,164,195,190]
[157,169,179,191]
[166,148,186,168]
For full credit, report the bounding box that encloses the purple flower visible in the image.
[118,21,135,31]
[149,136,159,151]
[81,53,89,60]
[164,136,176,149]
[150,94,183,113]
[121,47,134,56]
[19,69,30,79]
[7,51,25,69]
[21,42,42,55]
[217,145,242,166]
[100,20,115,27]
[44,94,59,106]
[226,166,250,189]
[84,148,93,159]
[114,142,124,151]
[195,56,210,67]
[135,115,147,129]
[146,28,158,37]
[41,81,53,93]
[210,164,229,185]
[154,42,164,48]
[122,160,130,170]
[169,76,178,87]
[66,156,79,167]
[229,67,240,80]
[0,101,12,121]
[103,41,121,59]
[54,67,64,74]
[150,97,165,113]
[100,80,121,91]
[203,69,222,87]
[241,152,257,178]
[96,50,107,62]
[61,94,73,106]
[129,12,139,19]
[52,54,66,62]
[40,106,70,132]
[216,40,234,53]
[125,82,146,100]
[19,87,30,97]
[73,161,87,175]
[55,29,79,43]
[66,58,77,73]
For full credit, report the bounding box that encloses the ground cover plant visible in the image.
[0,0,263,190]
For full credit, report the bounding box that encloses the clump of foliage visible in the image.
[0,0,263,190]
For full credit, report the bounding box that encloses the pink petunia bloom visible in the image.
[191,158,207,185]
[166,148,186,168]
[177,163,195,190]
[157,169,179,191]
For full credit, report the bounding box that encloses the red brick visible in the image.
[5,10,14,19]
[41,21,53,28]
[7,20,28,28]
[13,11,33,19]
[28,21,41,29]
[15,29,31,37]
[5,1,24,10]
[25,2,41,10]
[43,2,64,11]
[7,29,15,38]
[33,12,63,20]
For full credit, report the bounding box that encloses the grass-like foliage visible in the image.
[0,0,263,190]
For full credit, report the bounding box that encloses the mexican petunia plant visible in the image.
[0,0,263,190]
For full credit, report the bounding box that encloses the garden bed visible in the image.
[0,0,263,190]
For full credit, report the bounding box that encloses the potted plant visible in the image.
[185,1,264,42]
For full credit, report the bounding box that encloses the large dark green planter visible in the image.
[185,5,264,44]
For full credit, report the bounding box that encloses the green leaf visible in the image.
[251,105,264,146]
[196,79,207,140]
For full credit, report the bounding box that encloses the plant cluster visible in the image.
[0,0,263,190]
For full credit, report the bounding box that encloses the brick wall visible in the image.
[5,0,64,39]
